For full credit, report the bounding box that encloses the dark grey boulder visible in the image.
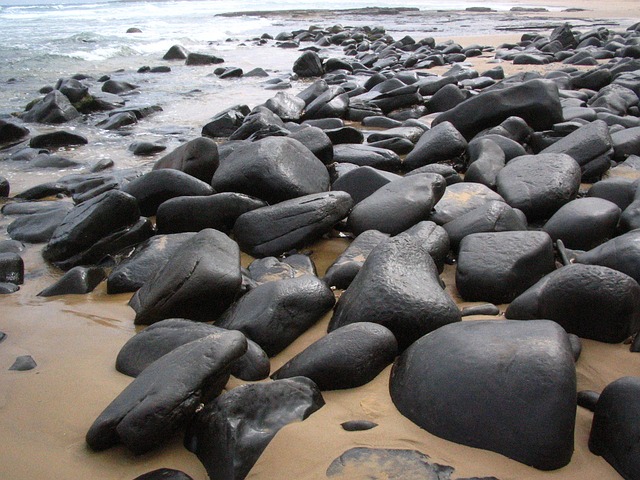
[347,173,446,236]
[587,177,638,210]
[215,275,335,356]
[116,318,270,381]
[404,121,467,171]
[367,137,414,155]
[37,266,105,297]
[506,264,640,343]
[464,137,505,189]
[461,303,501,317]
[475,133,528,161]
[107,233,194,294]
[443,200,527,251]
[201,104,250,138]
[0,252,24,285]
[589,376,640,479]
[399,220,450,273]
[496,153,581,220]
[247,253,315,285]
[329,235,460,351]
[0,176,8,197]
[97,111,137,130]
[589,84,638,116]
[293,51,324,77]
[332,144,402,172]
[271,322,397,390]
[152,137,219,183]
[156,192,266,234]
[233,191,353,258]
[42,189,140,266]
[22,90,80,124]
[86,331,247,454]
[129,141,166,156]
[432,79,563,140]
[303,86,349,120]
[264,92,306,122]
[0,239,25,254]
[133,469,193,480]
[184,377,324,480]
[389,319,576,470]
[287,126,333,164]
[7,204,73,243]
[572,229,640,284]
[122,169,214,216]
[366,124,426,145]
[331,167,401,204]
[324,126,364,145]
[0,282,19,294]
[456,231,556,304]
[9,355,37,371]
[540,119,612,171]
[326,447,454,479]
[323,230,389,289]
[611,126,640,161]
[340,421,378,432]
[163,44,189,60]
[0,119,29,146]
[620,183,640,231]
[28,153,82,169]
[404,163,462,185]
[211,136,329,204]
[543,197,621,250]
[430,182,505,225]
[228,106,285,141]
[426,83,468,113]
[130,229,242,325]
[101,80,138,94]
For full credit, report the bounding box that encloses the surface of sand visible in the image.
[1,0,640,479]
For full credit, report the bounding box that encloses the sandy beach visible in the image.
[1,0,640,479]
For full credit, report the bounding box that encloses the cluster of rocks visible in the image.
[3,20,640,480]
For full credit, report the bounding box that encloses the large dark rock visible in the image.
[293,51,324,77]
[271,322,397,390]
[389,319,576,470]
[264,92,306,122]
[228,106,284,141]
[0,252,24,285]
[42,189,141,266]
[429,182,505,225]
[133,469,193,480]
[573,229,640,284]
[612,126,640,161]
[506,264,640,343]
[464,137,505,189]
[202,105,250,138]
[589,376,640,480]
[22,90,80,124]
[7,204,73,243]
[86,331,247,454]
[287,126,333,164]
[328,235,460,351]
[404,121,468,171]
[0,119,29,146]
[184,377,324,480]
[247,254,316,285]
[398,220,450,273]
[152,137,219,183]
[163,44,189,60]
[107,233,194,294]
[542,197,621,250]
[101,80,138,94]
[587,177,638,210]
[332,144,402,172]
[233,191,353,258]
[432,79,563,140]
[302,86,349,120]
[323,230,389,289]
[456,231,556,304]
[116,318,270,381]
[332,166,400,205]
[215,275,335,356]
[541,120,612,170]
[122,169,214,216]
[0,176,8,197]
[38,266,105,296]
[130,229,242,325]
[211,136,329,204]
[156,193,266,234]
[496,153,581,220]
[347,173,446,236]
[443,200,527,251]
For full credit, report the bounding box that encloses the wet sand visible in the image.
[2,1,640,479]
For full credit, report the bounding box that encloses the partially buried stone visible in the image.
[38,266,105,297]
[572,229,640,284]
[341,420,378,432]
[29,130,87,148]
[133,469,193,480]
[184,377,324,480]
[7,204,72,243]
[0,252,24,285]
[152,137,219,183]
[9,355,37,371]
[0,283,19,294]
[247,254,316,285]
[86,331,247,454]
[389,320,576,470]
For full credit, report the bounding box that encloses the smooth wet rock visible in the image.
[496,153,581,220]
[587,177,638,210]
[0,239,25,254]
[133,469,193,480]
[287,126,333,164]
[130,229,242,325]
[464,137,505,189]
[542,197,621,250]
[122,169,213,217]
[589,376,640,480]
[400,220,450,273]
[506,264,640,343]
[184,377,324,480]
[129,141,166,156]
[202,104,250,138]
[461,304,501,316]
[0,282,19,294]
[212,136,329,204]
[228,106,285,140]
[0,176,9,197]
[163,45,189,60]
[293,51,324,77]
[323,230,389,289]
[102,80,138,94]
[38,266,105,296]
[430,182,505,225]
[107,233,194,294]
[264,92,306,122]
[443,200,527,251]
[271,322,397,390]
[233,191,352,258]
[98,111,137,130]
[329,235,460,350]
[432,79,562,140]
[116,318,270,381]
[152,137,219,183]
[215,275,335,356]
[0,119,29,146]
[9,355,37,371]
[332,144,402,172]
[404,121,468,171]
[390,320,576,470]
[573,229,640,284]
[347,173,446,236]
[86,331,247,454]
[0,252,24,285]
[404,163,462,185]
[42,189,141,267]
[456,231,556,304]
[612,126,640,161]
[22,90,80,124]
[577,390,600,411]
[340,420,378,432]
[7,204,73,243]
